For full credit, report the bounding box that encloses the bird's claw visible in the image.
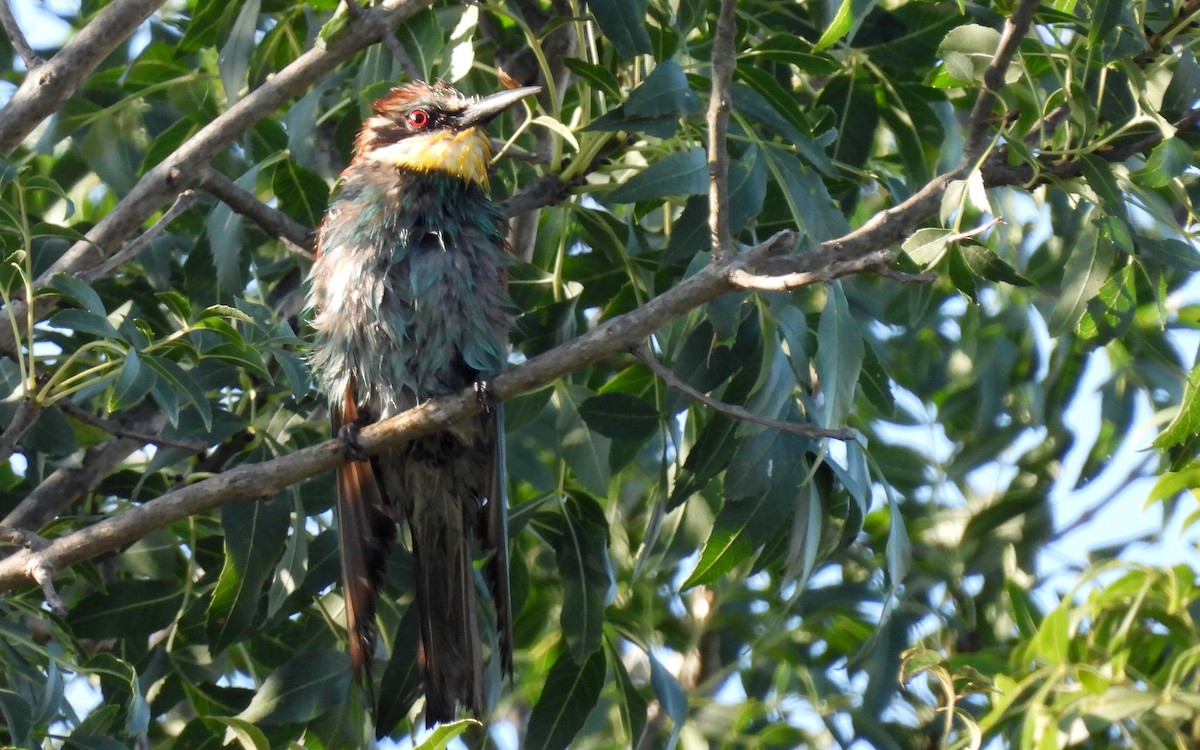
[338,422,369,462]
[475,378,495,414]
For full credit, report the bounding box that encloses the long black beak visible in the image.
[460,85,541,127]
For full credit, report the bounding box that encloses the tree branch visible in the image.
[0,398,40,465]
[0,0,164,154]
[79,190,197,282]
[0,0,438,359]
[631,344,854,440]
[56,400,206,452]
[0,0,44,70]
[197,168,316,257]
[1,404,166,533]
[706,0,737,263]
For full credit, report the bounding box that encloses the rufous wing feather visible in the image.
[333,377,395,678]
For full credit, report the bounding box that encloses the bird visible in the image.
[306,80,539,726]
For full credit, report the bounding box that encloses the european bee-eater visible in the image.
[307,80,538,725]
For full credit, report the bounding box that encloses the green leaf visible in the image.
[624,60,700,119]
[648,651,687,749]
[217,0,260,106]
[533,496,613,662]
[607,639,647,744]
[562,58,621,97]
[958,242,1032,286]
[728,144,767,232]
[937,24,1002,85]
[1078,263,1136,345]
[1079,154,1128,221]
[414,719,482,749]
[67,580,183,639]
[579,392,659,441]
[396,9,442,80]
[375,606,423,735]
[142,355,213,431]
[525,646,607,750]
[556,384,612,496]
[815,284,863,427]
[1154,365,1200,450]
[1139,237,1200,272]
[237,650,350,725]
[270,160,329,228]
[207,498,291,653]
[1136,138,1193,188]
[588,0,652,58]
[683,488,783,588]
[902,227,952,267]
[814,0,855,52]
[208,717,270,750]
[606,147,708,204]
[110,350,155,410]
[743,35,839,74]
[48,308,120,339]
[761,145,849,241]
[50,273,107,317]
[1047,211,1115,337]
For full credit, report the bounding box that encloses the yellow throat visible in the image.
[365,127,493,186]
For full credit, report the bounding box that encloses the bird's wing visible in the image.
[332,376,395,678]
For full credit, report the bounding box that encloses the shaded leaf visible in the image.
[588,0,652,58]
[525,647,606,750]
[606,148,708,204]
[237,650,350,725]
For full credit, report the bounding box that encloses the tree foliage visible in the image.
[0,0,1199,748]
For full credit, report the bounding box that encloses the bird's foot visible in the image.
[474,378,495,414]
[338,421,369,462]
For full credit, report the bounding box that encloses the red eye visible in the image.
[407,109,430,128]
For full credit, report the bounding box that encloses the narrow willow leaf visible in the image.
[606,148,708,204]
[237,650,350,725]
[579,392,659,441]
[648,651,687,750]
[1048,213,1115,336]
[815,284,864,427]
[50,273,106,317]
[211,717,271,750]
[555,384,612,496]
[217,0,259,106]
[525,647,607,750]
[207,499,290,653]
[1154,365,1200,450]
[111,350,154,410]
[414,719,481,749]
[607,639,648,744]
[532,496,614,662]
[588,0,652,58]
[67,581,183,639]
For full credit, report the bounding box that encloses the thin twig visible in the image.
[28,559,66,615]
[729,249,895,291]
[57,400,207,452]
[0,397,40,465]
[197,167,316,257]
[80,191,197,282]
[706,0,737,263]
[632,343,854,440]
[0,0,44,69]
